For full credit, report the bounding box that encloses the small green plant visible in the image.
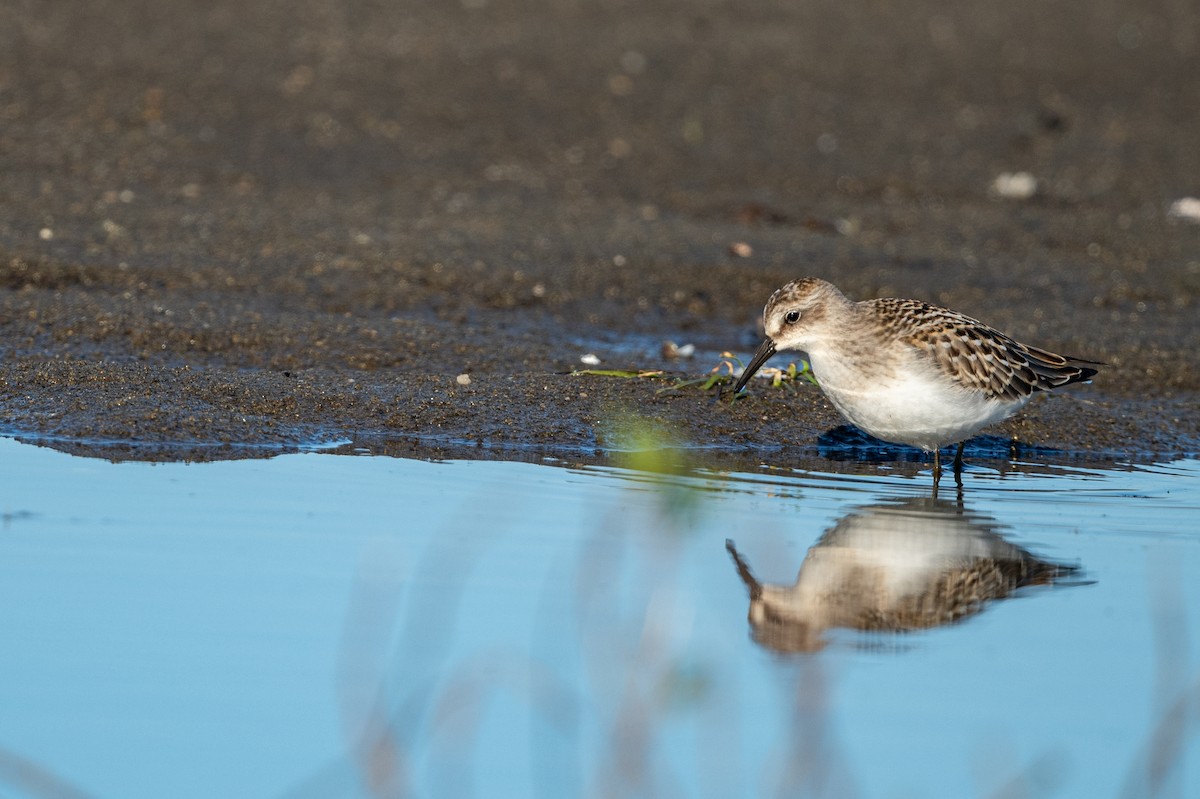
[763,358,819,389]
[570,368,665,379]
[569,353,816,395]
[658,352,817,395]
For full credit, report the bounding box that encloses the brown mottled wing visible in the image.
[872,299,1102,401]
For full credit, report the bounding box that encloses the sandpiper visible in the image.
[726,496,1080,652]
[732,278,1102,477]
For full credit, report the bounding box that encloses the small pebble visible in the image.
[728,241,753,257]
[991,172,1037,199]
[456,373,471,386]
[661,341,696,359]
[1167,197,1200,223]
[580,353,601,366]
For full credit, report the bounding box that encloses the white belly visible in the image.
[809,350,1026,451]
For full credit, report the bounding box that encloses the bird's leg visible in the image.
[953,442,965,474]
[932,448,942,497]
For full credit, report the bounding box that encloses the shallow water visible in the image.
[0,437,1197,798]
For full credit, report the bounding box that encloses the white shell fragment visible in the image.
[991,172,1038,199]
[1167,197,1200,223]
[661,341,696,359]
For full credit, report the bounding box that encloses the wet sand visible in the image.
[1,0,1197,464]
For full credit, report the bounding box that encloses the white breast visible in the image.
[807,347,1026,451]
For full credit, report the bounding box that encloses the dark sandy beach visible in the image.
[1,0,1197,465]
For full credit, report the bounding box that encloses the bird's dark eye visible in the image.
[785,310,801,324]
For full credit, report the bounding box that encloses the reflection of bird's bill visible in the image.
[725,539,761,600]
[727,497,1081,654]
[733,338,776,394]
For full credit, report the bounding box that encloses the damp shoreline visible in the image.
[0,0,1196,463]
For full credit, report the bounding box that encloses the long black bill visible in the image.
[732,338,777,394]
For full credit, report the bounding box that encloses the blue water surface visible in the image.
[0,437,1197,798]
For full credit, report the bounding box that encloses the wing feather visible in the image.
[870,299,1102,400]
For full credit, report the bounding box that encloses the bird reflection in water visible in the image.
[726,496,1083,653]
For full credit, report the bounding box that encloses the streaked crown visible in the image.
[761,277,851,347]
